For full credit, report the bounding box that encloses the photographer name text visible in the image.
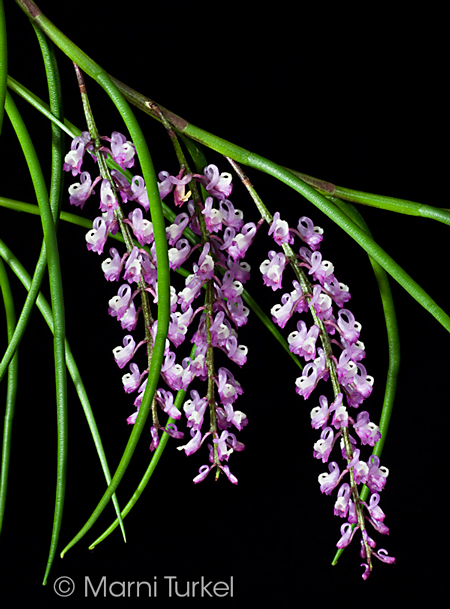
[84,575,234,598]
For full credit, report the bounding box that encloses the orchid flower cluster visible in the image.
[260,212,395,579]
[64,131,254,485]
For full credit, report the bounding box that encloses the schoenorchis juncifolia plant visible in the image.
[63,61,394,577]
[3,0,449,590]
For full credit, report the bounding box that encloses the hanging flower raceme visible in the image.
[65,137,252,485]
[259,210,394,578]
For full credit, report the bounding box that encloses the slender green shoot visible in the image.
[0,258,19,534]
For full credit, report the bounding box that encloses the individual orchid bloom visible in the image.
[337,309,362,344]
[183,390,208,430]
[123,246,142,283]
[101,208,119,236]
[188,351,208,380]
[271,293,294,329]
[373,549,395,564]
[166,212,190,245]
[149,426,160,452]
[101,247,123,282]
[156,388,181,419]
[186,200,201,235]
[227,222,257,261]
[119,300,139,331]
[288,320,320,361]
[213,430,235,461]
[167,312,188,347]
[313,348,329,381]
[226,295,250,328]
[85,217,108,254]
[366,493,386,522]
[221,271,244,301]
[177,428,202,456]
[219,200,244,231]
[63,132,91,175]
[194,242,215,280]
[336,523,356,549]
[220,464,238,485]
[334,483,351,517]
[216,404,248,431]
[217,367,243,405]
[110,169,133,203]
[289,280,308,314]
[343,384,366,409]
[157,170,174,200]
[336,349,358,385]
[140,251,157,288]
[313,426,334,462]
[330,402,349,429]
[193,464,213,484]
[361,529,377,554]
[128,207,154,245]
[201,164,233,200]
[329,393,348,429]
[318,461,341,495]
[366,456,389,493]
[353,411,381,446]
[308,250,334,285]
[310,287,333,320]
[260,250,287,291]
[108,284,134,320]
[68,171,93,208]
[353,363,374,399]
[225,335,248,367]
[323,276,351,308]
[110,131,136,169]
[353,457,369,485]
[268,211,294,246]
[226,258,251,283]
[295,363,318,400]
[310,395,330,429]
[174,302,193,331]
[348,498,358,524]
[341,338,366,361]
[169,172,192,206]
[161,351,184,391]
[130,175,149,211]
[361,563,370,581]
[112,335,136,369]
[126,408,139,426]
[168,239,191,270]
[99,178,118,212]
[297,216,323,250]
[164,423,185,440]
[210,311,231,346]
[133,379,147,409]
[202,197,223,233]
[122,363,142,394]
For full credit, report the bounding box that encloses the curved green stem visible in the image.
[0,0,7,135]
[0,239,125,553]
[5,88,67,584]
[7,75,77,137]
[0,258,19,534]
[285,168,450,227]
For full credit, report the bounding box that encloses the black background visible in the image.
[0,2,446,607]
